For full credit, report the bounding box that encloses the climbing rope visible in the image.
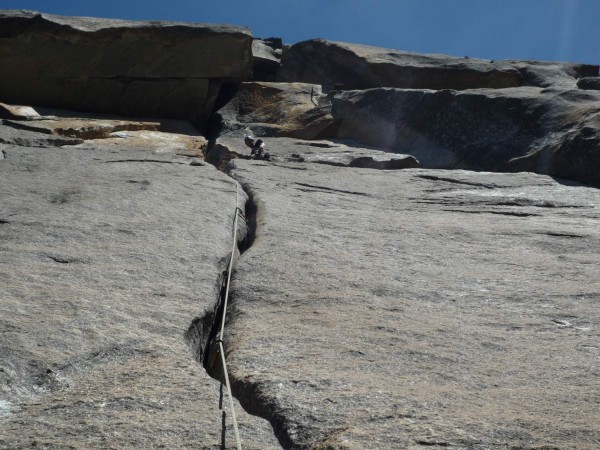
[216,182,244,450]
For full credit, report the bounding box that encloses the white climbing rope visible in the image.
[217,181,244,450]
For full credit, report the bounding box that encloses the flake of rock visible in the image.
[0,102,40,119]
[212,82,336,140]
[0,130,280,449]
[223,161,600,449]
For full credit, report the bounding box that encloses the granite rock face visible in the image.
[0,10,253,128]
[2,11,600,450]
[220,145,600,449]
[0,115,280,449]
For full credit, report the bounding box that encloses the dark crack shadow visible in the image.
[294,182,370,197]
[184,181,269,446]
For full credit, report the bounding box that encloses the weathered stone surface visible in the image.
[0,10,253,127]
[252,38,282,81]
[329,86,600,187]
[0,123,279,449]
[220,150,600,449]
[578,76,600,90]
[276,39,523,90]
[212,82,336,140]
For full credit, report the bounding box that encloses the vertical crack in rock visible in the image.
[195,180,300,449]
[185,143,292,447]
[184,169,282,445]
[184,180,254,372]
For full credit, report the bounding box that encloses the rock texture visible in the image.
[0,10,253,128]
[0,117,279,449]
[220,144,600,449]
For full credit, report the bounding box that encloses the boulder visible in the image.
[211,81,337,139]
[222,158,600,449]
[328,86,600,186]
[0,10,253,128]
[577,76,600,90]
[276,39,523,90]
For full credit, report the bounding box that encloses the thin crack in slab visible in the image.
[294,182,370,197]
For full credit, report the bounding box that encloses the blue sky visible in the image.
[1,0,598,65]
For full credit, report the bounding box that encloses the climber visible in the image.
[251,138,265,159]
[243,135,270,160]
